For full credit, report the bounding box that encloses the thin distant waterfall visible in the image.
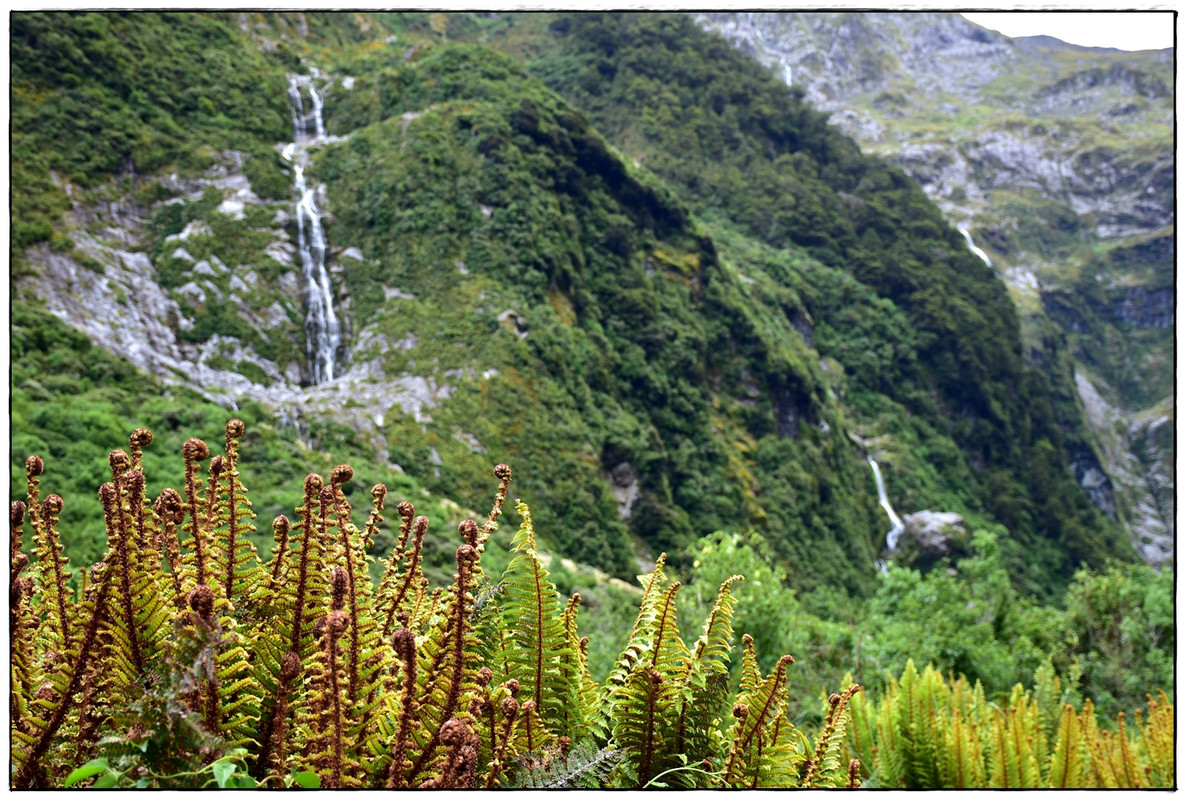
[959,226,993,267]
[749,14,793,87]
[869,457,905,573]
[283,72,341,385]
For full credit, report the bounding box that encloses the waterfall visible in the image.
[288,72,326,143]
[749,14,792,87]
[959,226,993,268]
[869,457,905,558]
[283,72,341,385]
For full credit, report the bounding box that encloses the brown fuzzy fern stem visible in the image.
[188,585,221,734]
[124,469,149,553]
[805,684,862,788]
[154,489,186,609]
[11,500,27,560]
[391,515,428,617]
[387,627,419,789]
[203,456,225,575]
[12,555,113,789]
[24,456,44,540]
[290,474,324,655]
[223,419,245,602]
[268,515,291,587]
[479,464,513,548]
[395,500,415,553]
[102,478,143,677]
[40,494,73,651]
[486,694,521,788]
[406,542,479,785]
[182,438,211,588]
[320,610,350,788]
[328,469,363,704]
[256,650,302,782]
[362,483,387,550]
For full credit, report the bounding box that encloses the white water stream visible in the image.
[869,457,905,573]
[958,226,993,268]
[749,13,793,88]
[283,72,341,385]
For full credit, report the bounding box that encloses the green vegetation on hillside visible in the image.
[313,41,909,591]
[10,12,298,256]
[9,304,493,584]
[10,431,1173,788]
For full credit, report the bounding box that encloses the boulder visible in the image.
[896,511,970,570]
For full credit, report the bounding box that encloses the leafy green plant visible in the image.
[846,660,1174,788]
[11,421,859,788]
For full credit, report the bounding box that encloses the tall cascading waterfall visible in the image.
[869,457,905,573]
[283,71,341,385]
[959,226,993,268]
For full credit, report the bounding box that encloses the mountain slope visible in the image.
[696,11,1173,565]
[10,11,1135,598]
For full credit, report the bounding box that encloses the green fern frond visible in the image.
[498,501,575,737]
[30,493,76,657]
[722,653,803,788]
[1046,703,1087,788]
[512,740,624,788]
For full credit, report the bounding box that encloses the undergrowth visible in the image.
[11,420,864,788]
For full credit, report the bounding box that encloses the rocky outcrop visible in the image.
[18,149,486,474]
[1113,287,1173,329]
[895,511,970,569]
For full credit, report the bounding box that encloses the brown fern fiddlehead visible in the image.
[222,419,245,602]
[182,438,211,588]
[386,626,419,788]
[154,489,186,610]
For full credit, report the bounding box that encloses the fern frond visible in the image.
[1046,703,1087,788]
[12,551,115,788]
[31,493,75,656]
[512,740,624,788]
[803,684,861,787]
[497,501,574,737]
[1135,691,1174,788]
[722,653,803,788]
[602,554,669,698]
[10,500,40,742]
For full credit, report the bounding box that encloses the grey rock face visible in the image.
[896,511,969,568]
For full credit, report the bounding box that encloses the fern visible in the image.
[512,740,625,788]
[722,652,805,787]
[498,501,575,737]
[14,422,1170,790]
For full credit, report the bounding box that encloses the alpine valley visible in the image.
[9,11,1173,734]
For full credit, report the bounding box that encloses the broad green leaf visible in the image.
[92,771,123,789]
[64,759,110,787]
[293,771,321,788]
[211,760,236,788]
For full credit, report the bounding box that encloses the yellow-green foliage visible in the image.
[846,660,1174,789]
[10,422,858,789]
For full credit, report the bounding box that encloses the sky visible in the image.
[960,11,1175,52]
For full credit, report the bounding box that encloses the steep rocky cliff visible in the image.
[699,11,1173,566]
